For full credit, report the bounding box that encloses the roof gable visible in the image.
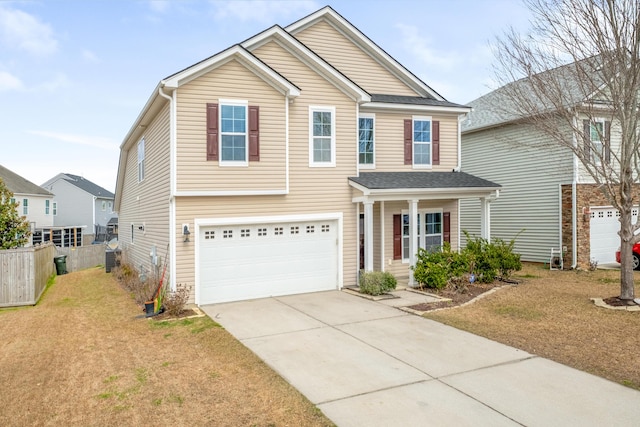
[285,6,445,101]
[0,164,52,196]
[241,25,370,103]
[61,173,114,198]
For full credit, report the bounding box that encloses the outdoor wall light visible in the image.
[183,224,191,242]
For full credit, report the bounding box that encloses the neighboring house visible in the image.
[461,60,628,269]
[41,173,117,243]
[114,6,500,305]
[0,164,54,232]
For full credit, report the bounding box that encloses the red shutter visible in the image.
[443,211,450,243]
[605,120,611,164]
[432,120,440,165]
[393,214,402,260]
[404,119,412,165]
[206,103,219,161]
[249,105,260,161]
[583,119,590,158]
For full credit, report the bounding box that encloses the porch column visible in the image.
[409,199,419,286]
[364,201,374,272]
[380,201,385,272]
[480,197,491,239]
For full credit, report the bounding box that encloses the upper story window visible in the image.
[584,118,610,165]
[108,201,112,213]
[137,138,145,182]
[22,198,28,215]
[309,106,336,167]
[101,201,106,211]
[220,101,248,165]
[53,202,57,216]
[358,114,375,168]
[590,119,604,163]
[413,117,432,166]
[45,200,50,215]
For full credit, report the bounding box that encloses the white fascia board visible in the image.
[162,45,300,98]
[242,26,370,103]
[286,7,441,100]
[361,102,471,114]
[351,187,500,203]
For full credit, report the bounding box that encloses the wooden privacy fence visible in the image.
[56,244,106,273]
[0,243,56,307]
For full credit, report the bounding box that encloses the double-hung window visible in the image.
[309,106,336,167]
[358,114,375,168]
[45,200,50,215]
[137,139,145,182]
[401,211,443,261]
[413,117,432,167]
[53,202,57,216]
[220,101,248,165]
[22,198,28,215]
[590,119,605,163]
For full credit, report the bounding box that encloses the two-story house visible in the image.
[42,173,117,243]
[0,164,54,232]
[114,6,500,305]
[461,59,631,269]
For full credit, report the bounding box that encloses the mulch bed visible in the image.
[408,281,506,312]
[603,296,640,307]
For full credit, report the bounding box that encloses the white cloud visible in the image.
[396,23,459,71]
[33,73,70,92]
[0,70,23,91]
[149,0,170,13]
[0,5,58,56]
[211,0,318,24]
[27,130,118,151]
[82,49,100,63]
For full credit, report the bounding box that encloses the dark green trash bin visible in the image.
[54,255,67,275]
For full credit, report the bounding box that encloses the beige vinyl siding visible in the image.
[118,104,171,275]
[460,124,573,262]
[176,59,287,192]
[294,20,418,96]
[363,109,459,171]
[174,40,360,293]
[374,200,458,284]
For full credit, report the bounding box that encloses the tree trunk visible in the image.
[618,205,636,301]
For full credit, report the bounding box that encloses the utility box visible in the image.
[105,249,121,273]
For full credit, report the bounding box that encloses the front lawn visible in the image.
[424,263,640,390]
[0,267,333,426]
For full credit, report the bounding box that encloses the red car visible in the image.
[615,243,640,270]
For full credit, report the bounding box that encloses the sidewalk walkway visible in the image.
[201,290,640,426]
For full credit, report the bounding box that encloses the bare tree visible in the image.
[492,0,640,302]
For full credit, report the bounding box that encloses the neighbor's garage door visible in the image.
[590,207,638,264]
[199,219,338,304]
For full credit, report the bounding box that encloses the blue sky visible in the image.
[0,0,531,192]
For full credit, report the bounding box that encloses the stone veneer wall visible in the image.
[561,183,640,269]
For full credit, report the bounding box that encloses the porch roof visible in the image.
[348,171,501,202]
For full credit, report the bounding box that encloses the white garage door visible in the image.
[198,219,339,304]
[590,207,638,264]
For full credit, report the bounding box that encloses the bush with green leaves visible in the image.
[359,270,397,295]
[0,178,31,249]
[412,243,469,290]
[412,234,522,290]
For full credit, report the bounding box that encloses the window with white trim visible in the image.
[108,201,112,213]
[220,101,248,165]
[413,117,432,166]
[101,201,106,211]
[590,119,605,163]
[45,200,50,215]
[358,114,375,167]
[22,198,28,215]
[402,210,443,261]
[137,138,145,182]
[309,106,336,166]
[53,202,57,216]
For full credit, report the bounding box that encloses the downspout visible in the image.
[456,113,465,172]
[571,114,579,269]
[92,196,97,236]
[158,84,177,291]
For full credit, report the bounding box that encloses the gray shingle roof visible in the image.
[371,94,468,109]
[63,174,114,198]
[349,171,500,190]
[0,164,52,196]
[463,55,607,133]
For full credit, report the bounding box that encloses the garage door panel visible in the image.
[199,219,338,304]
[590,208,638,264]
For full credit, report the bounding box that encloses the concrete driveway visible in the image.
[201,291,640,426]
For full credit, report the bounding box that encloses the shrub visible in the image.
[112,257,157,305]
[461,231,522,282]
[359,271,397,295]
[412,243,469,290]
[163,284,193,316]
